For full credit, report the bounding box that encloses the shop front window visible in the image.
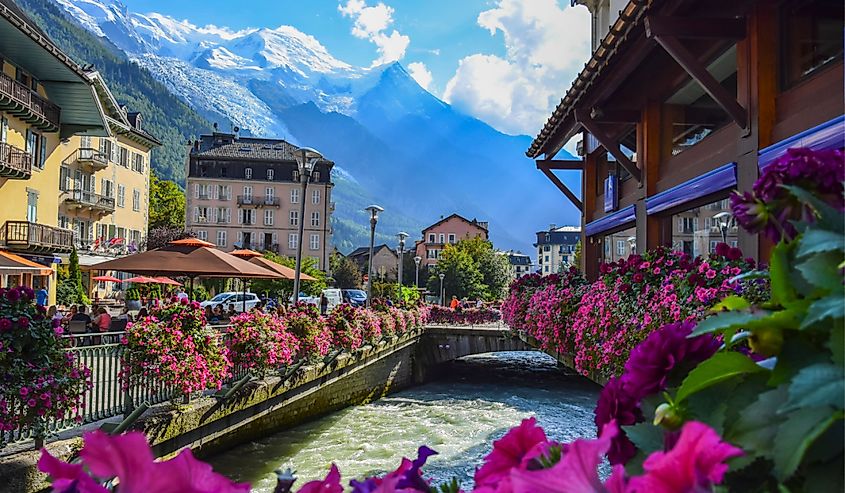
[670,197,738,257]
[602,225,637,263]
[781,0,844,88]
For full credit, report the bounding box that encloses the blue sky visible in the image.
[121,0,592,138]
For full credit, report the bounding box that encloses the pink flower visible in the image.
[297,463,343,493]
[705,270,717,279]
[509,421,626,493]
[474,417,548,490]
[38,449,109,493]
[18,316,30,328]
[626,422,742,493]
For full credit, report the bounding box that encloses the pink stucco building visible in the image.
[414,213,489,267]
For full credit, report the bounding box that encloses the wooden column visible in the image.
[636,100,665,251]
[582,147,599,280]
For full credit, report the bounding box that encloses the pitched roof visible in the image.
[347,244,394,258]
[422,213,488,233]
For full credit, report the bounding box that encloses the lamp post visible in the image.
[413,256,421,287]
[713,212,732,244]
[293,147,323,303]
[396,232,408,299]
[438,272,445,306]
[365,205,384,307]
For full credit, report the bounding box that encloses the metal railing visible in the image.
[0,142,31,178]
[63,189,116,212]
[263,196,280,206]
[0,71,61,131]
[65,148,109,170]
[1,220,74,253]
[237,195,255,206]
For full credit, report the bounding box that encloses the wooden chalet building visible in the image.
[527,0,843,280]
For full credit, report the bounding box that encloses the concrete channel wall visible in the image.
[0,326,580,493]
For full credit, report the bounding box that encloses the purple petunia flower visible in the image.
[5,288,20,302]
[594,376,642,465]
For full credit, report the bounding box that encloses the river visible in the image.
[207,352,602,491]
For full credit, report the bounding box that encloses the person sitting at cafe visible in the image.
[227,304,237,317]
[47,305,63,324]
[92,307,111,332]
[115,306,132,323]
[136,307,148,319]
[212,305,225,323]
[71,305,92,325]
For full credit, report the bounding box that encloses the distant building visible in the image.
[414,213,489,267]
[185,133,335,270]
[501,251,532,280]
[534,225,580,275]
[346,244,398,282]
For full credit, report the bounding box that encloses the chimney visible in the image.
[213,122,219,132]
[233,125,240,140]
[550,223,556,231]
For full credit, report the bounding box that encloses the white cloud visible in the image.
[407,61,433,90]
[443,0,591,136]
[338,0,410,65]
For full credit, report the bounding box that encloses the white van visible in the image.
[301,288,343,313]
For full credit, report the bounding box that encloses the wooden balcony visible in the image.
[0,142,32,179]
[1,220,74,253]
[62,188,116,215]
[64,148,108,171]
[0,71,60,132]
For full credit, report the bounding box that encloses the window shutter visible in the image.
[194,184,199,198]
[193,207,199,223]
[237,210,242,224]
[212,208,218,222]
[213,185,219,200]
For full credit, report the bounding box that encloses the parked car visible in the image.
[342,289,367,307]
[200,292,261,313]
[299,288,344,313]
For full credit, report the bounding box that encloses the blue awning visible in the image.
[759,115,844,170]
[585,205,636,236]
[646,162,737,215]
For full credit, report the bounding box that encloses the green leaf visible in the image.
[801,294,845,330]
[797,252,844,292]
[623,422,665,452]
[726,386,788,458]
[689,311,770,337]
[797,229,845,258]
[773,407,842,481]
[780,363,845,413]
[783,185,844,233]
[676,352,767,403]
[712,295,751,312]
[830,325,845,366]
[770,242,797,305]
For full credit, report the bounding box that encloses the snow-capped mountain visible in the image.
[52,0,581,253]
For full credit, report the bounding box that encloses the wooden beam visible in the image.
[646,33,748,129]
[536,159,583,170]
[539,167,583,211]
[591,109,640,123]
[645,15,746,40]
[575,109,642,182]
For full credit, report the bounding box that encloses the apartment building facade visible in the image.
[502,251,532,280]
[534,226,580,275]
[185,133,335,270]
[413,213,489,267]
[0,0,108,303]
[347,244,399,282]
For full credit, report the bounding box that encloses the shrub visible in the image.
[225,312,299,375]
[284,303,332,358]
[325,304,364,351]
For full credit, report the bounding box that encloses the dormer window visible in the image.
[245,168,252,180]
[267,169,274,181]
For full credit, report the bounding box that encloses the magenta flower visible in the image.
[5,288,20,302]
[38,449,108,493]
[474,417,548,490]
[509,421,627,493]
[18,316,30,328]
[297,463,343,493]
[594,377,642,465]
[626,421,742,493]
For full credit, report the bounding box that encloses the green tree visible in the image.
[427,244,484,301]
[329,253,361,289]
[251,251,327,298]
[478,249,511,300]
[57,247,89,305]
[149,173,186,229]
[572,240,582,273]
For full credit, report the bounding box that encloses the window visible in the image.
[288,233,298,249]
[428,233,435,243]
[119,146,128,167]
[544,245,551,252]
[26,190,37,222]
[217,207,230,223]
[243,186,253,200]
[438,233,445,244]
[427,249,437,259]
[311,211,320,227]
[448,234,456,243]
[132,153,144,173]
[240,209,255,225]
[218,185,230,200]
[291,188,300,204]
[292,169,300,181]
[312,189,320,204]
[264,209,274,226]
[544,255,550,263]
[0,116,7,143]
[309,234,320,250]
[289,210,299,226]
[132,189,140,211]
[267,169,274,181]
[216,230,227,247]
[25,130,46,169]
[781,0,844,87]
[670,198,737,257]
[709,240,719,253]
[245,168,252,180]
[616,240,625,256]
[197,230,208,241]
[117,185,126,207]
[312,171,321,182]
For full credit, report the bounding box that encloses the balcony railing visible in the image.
[0,71,60,132]
[64,148,108,171]
[237,195,255,206]
[198,193,211,200]
[0,142,32,179]
[263,197,280,207]
[63,189,116,214]
[1,220,73,253]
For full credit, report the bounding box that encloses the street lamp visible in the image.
[396,232,408,299]
[438,272,445,306]
[626,236,637,256]
[365,205,384,307]
[413,256,421,287]
[293,147,323,303]
[713,212,732,243]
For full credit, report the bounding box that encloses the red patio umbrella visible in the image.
[92,275,122,283]
[153,276,182,286]
[124,275,158,283]
[230,249,263,258]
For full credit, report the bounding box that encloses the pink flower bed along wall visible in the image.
[427,305,501,325]
[121,300,429,395]
[503,244,767,380]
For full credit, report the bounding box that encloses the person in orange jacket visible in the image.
[449,295,459,310]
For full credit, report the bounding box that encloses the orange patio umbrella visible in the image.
[230,249,263,258]
[248,256,316,281]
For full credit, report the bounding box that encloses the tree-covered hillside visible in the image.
[16,0,217,183]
